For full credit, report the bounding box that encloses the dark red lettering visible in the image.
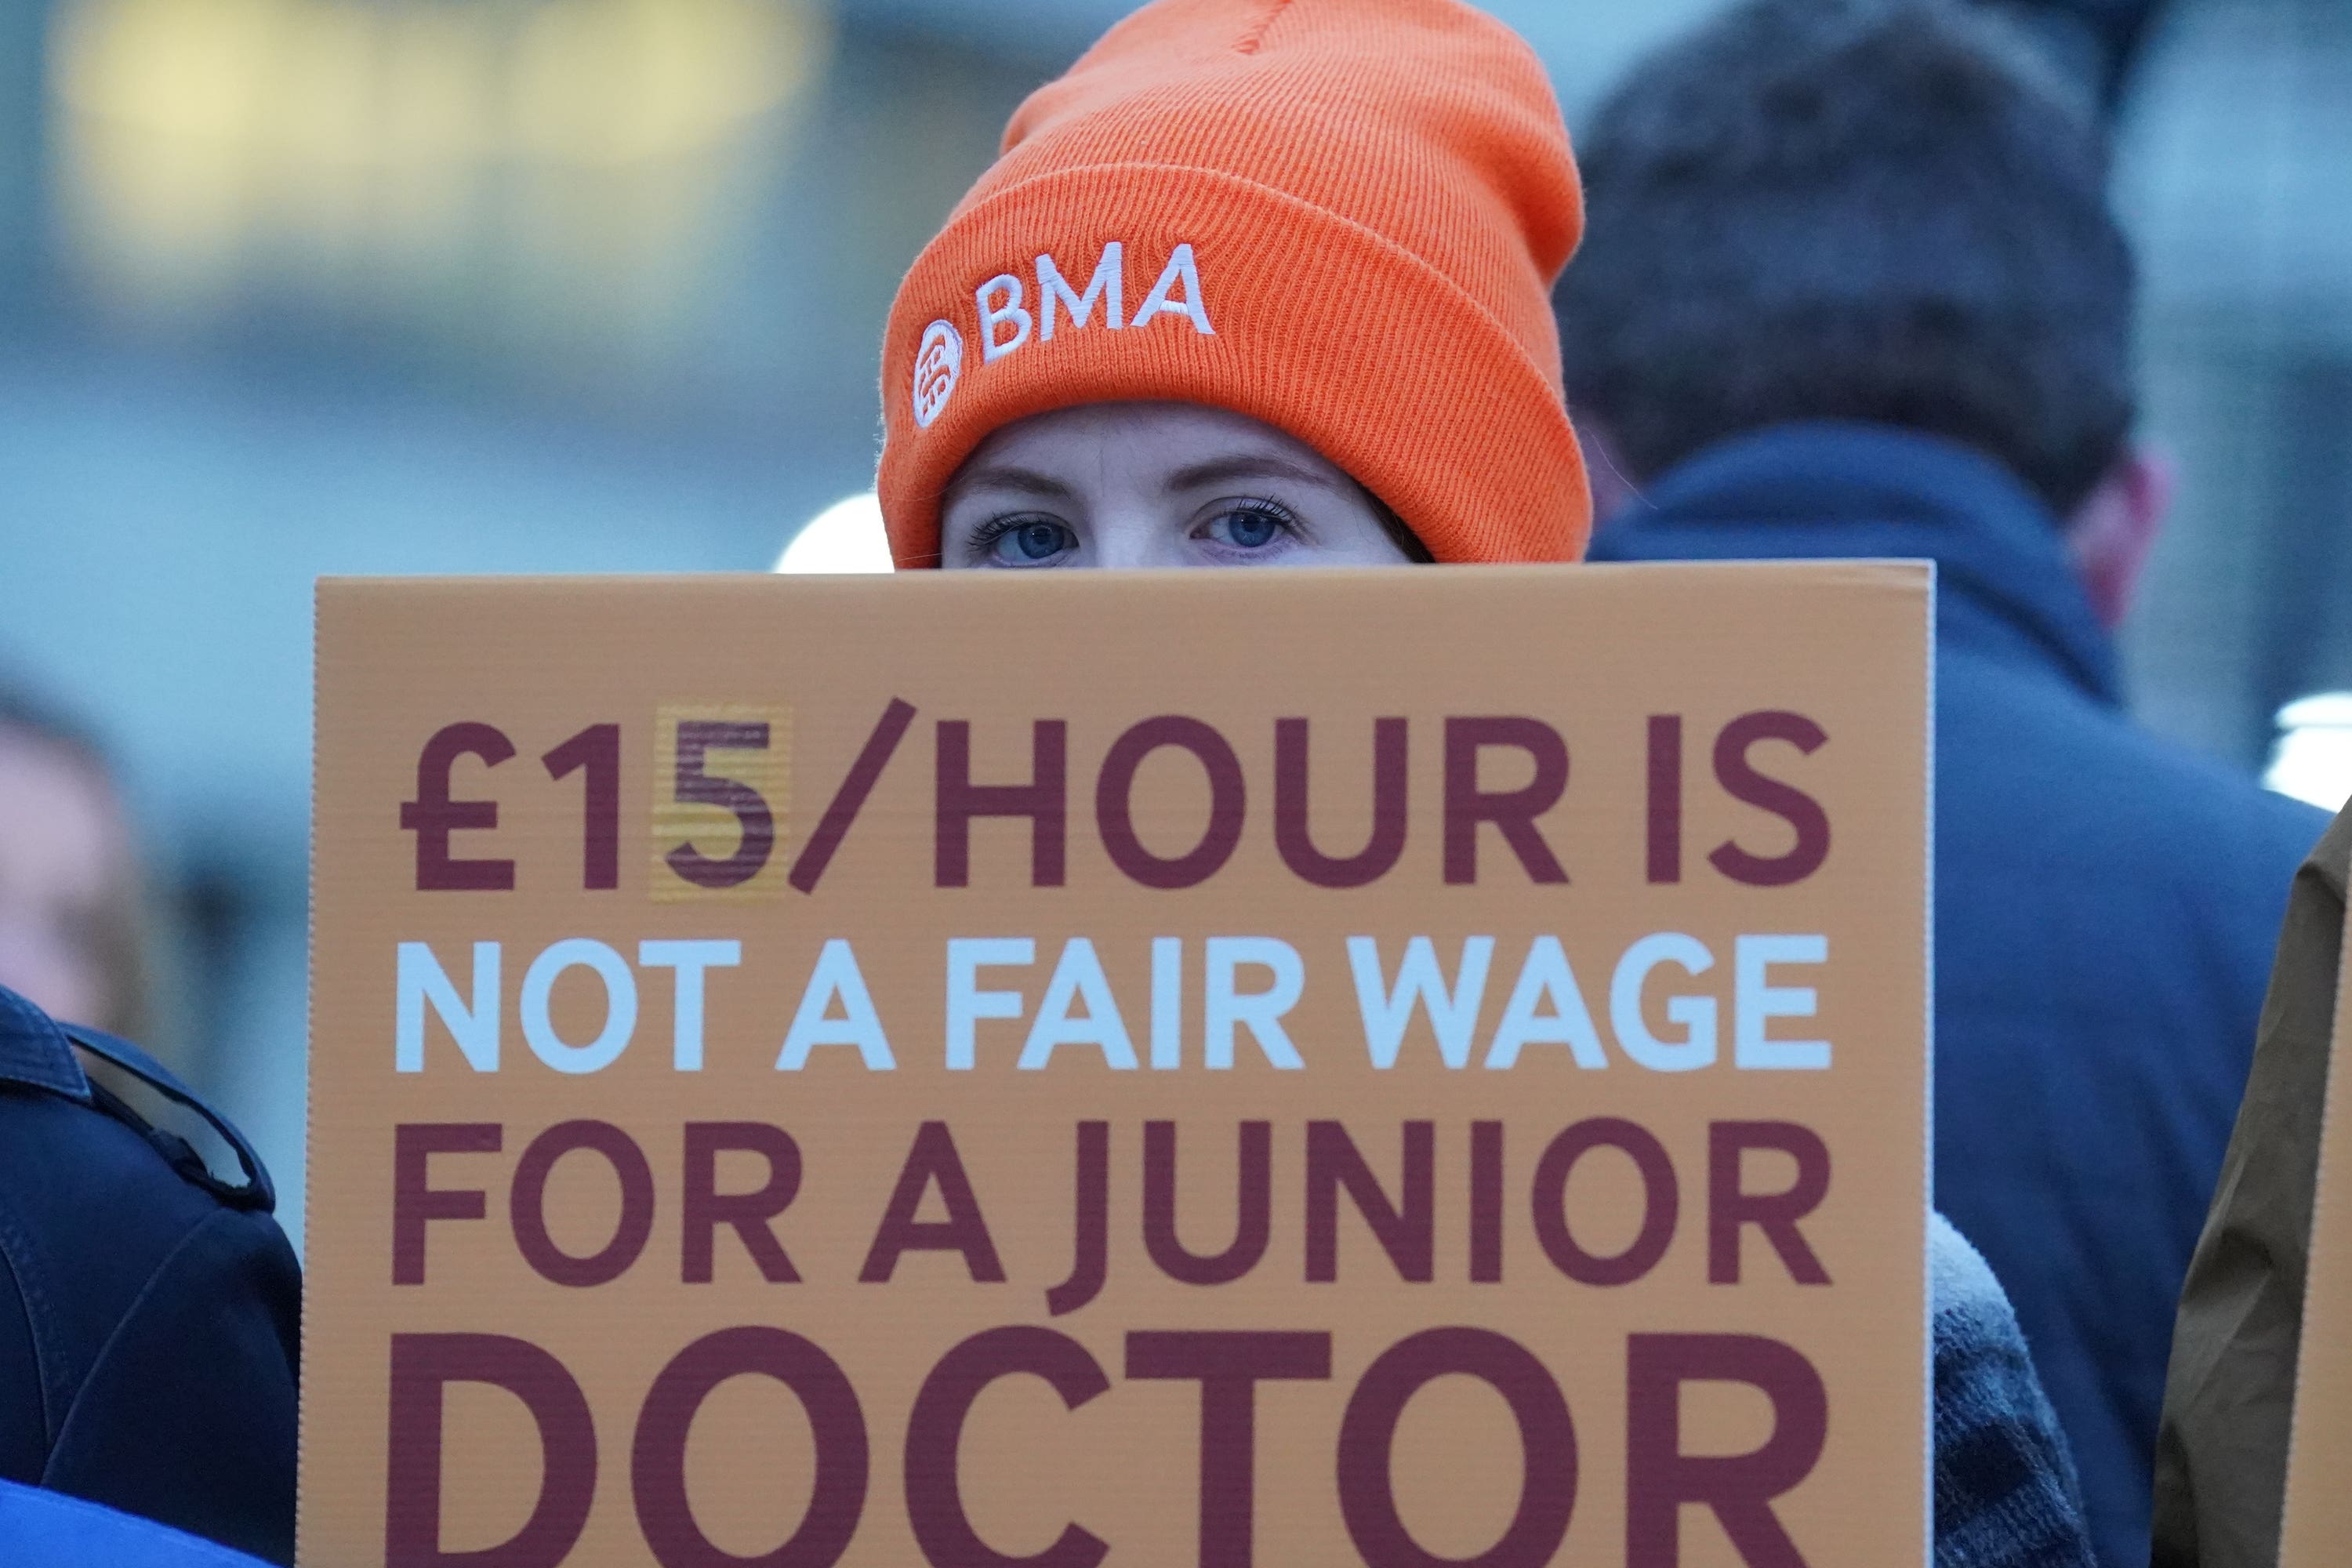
[666,720,776,890]
[1443,717,1569,885]
[1273,717,1407,887]
[386,1333,593,1568]
[1126,1331,1330,1568]
[510,1120,655,1287]
[1626,1334,1827,1568]
[1530,1119,1677,1287]
[861,1122,1006,1283]
[681,1122,801,1285]
[906,1327,1110,1568]
[632,1327,866,1568]
[1095,717,1246,889]
[790,698,917,894]
[1144,1121,1271,1286]
[1708,711,1830,886]
[542,724,620,891]
[936,720,1067,887]
[1336,1328,1576,1568]
[401,722,517,891]
[1708,1122,1831,1285]
[1646,715,1682,884]
[1046,1122,1109,1316]
[1471,1120,1505,1284]
[393,1123,501,1286]
[1306,1120,1434,1283]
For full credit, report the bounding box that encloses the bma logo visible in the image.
[974,241,1214,364]
[911,319,963,428]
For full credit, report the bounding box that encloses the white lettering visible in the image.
[946,937,1033,1069]
[1610,932,1716,1072]
[1018,938,1138,1069]
[1735,934,1830,1069]
[520,938,635,1074]
[1348,935,1494,1069]
[637,939,739,1071]
[395,941,499,1073]
[778,938,895,1071]
[1039,241,1124,339]
[1485,936,1608,1069]
[1131,242,1214,335]
[976,274,1031,361]
[1151,936,1183,1069]
[1203,936,1304,1069]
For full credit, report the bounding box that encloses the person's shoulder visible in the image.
[0,985,277,1202]
[0,992,180,1213]
[1945,655,2327,881]
[0,986,298,1560]
[1930,1215,2059,1422]
[2090,711,2329,873]
[0,992,253,1213]
[1931,1211,2016,1332]
[0,986,285,1346]
[1929,1214,2100,1567]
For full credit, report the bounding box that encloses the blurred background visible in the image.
[1,0,2347,1247]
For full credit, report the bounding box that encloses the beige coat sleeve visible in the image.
[2151,805,2352,1568]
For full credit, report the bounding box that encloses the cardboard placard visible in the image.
[2279,901,2352,1563]
[303,564,1931,1566]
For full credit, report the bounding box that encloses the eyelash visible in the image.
[1203,496,1302,543]
[963,512,1064,563]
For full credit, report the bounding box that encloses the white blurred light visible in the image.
[2265,692,2352,810]
[775,491,892,575]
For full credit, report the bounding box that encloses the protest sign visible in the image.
[303,563,1931,1566]
[2279,903,2352,1565]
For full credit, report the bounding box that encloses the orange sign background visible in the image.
[304,564,1931,1566]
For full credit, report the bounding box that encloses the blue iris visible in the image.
[1014,521,1069,560]
[1225,507,1281,548]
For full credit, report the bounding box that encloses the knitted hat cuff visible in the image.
[880,162,1586,567]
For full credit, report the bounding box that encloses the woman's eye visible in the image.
[1205,503,1293,550]
[987,518,1076,565]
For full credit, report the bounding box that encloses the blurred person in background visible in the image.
[878,0,2092,1560]
[1551,3,2329,1563]
[0,684,159,1044]
[0,682,299,1563]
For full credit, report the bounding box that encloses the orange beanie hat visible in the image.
[877,0,1587,567]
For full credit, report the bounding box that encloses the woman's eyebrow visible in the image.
[1163,454,1345,492]
[948,463,1078,499]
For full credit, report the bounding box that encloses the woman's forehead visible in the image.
[957,401,1349,490]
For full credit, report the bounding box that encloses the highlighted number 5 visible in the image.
[668,721,775,888]
[652,703,789,899]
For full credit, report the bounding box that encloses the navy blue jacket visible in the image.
[0,985,299,1563]
[1589,423,2326,1568]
